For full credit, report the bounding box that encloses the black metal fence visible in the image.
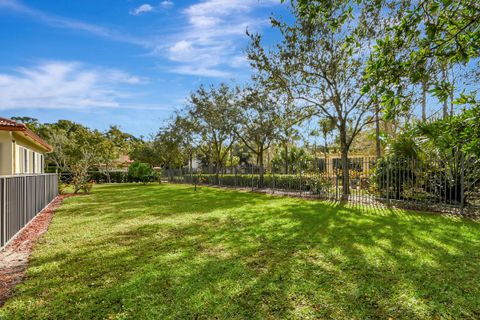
[0,174,58,248]
[164,154,480,216]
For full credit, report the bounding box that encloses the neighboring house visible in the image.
[115,154,134,171]
[0,117,53,175]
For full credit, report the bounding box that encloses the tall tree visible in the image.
[233,86,283,186]
[248,2,386,199]
[363,0,480,117]
[188,84,237,182]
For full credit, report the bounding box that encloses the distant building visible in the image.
[114,154,134,171]
[0,117,53,175]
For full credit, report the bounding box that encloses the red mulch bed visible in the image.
[0,194,75,307]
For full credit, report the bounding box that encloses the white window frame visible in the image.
[32,151,36,174]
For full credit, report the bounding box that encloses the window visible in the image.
[17,147,32,174]
[40,154,44,173]
[24,149,28,173]
[33,152,36,173]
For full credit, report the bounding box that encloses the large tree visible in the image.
[188,84,237,181]
[361,0,480,117]
[233,85,284,186]
[248,2,387,199]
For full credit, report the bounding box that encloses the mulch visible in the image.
[0,194,75,307]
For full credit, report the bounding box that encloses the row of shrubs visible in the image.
[60,162,159,185]
[177,173,336,194]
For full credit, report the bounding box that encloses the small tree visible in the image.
[128,161,155,184]
[97,138,118,184]
[233,86,285,187]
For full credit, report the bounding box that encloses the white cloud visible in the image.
[0,0,148,46]
[0,62,145,110]
[170,66,231,78]
[169,40,193,55]
[130,4,154,16]
[160,1,174,9]
[159,0,277,77]
[130,1,173,15]
[230,55,249,68]
[0,0,277,79]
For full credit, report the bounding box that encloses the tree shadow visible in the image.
[1,184,479,319]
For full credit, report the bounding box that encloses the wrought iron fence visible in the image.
[164,154,480,216]
[0,174,58,248]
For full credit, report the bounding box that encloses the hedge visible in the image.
[59,171,158,184]
[178,173,335,194]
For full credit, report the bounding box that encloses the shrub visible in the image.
[182,173,333,193]
[58,183,69,195]
[128,162,156,184]
[88,171,129,183]
[81,181,94,193]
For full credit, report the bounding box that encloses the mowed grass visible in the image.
[1,184,479,319]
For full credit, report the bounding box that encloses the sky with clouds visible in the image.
[0,0,287,137]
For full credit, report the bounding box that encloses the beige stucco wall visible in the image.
[0,131,47,175]
[0,131,14,175]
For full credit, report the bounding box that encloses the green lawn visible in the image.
[1,184,479,319]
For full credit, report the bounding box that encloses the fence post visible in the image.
[24,175,27,226]
[194,169,197,192]
[272,164,275,194]
[460,151,465,215]
[251,165,254,192]
[45,175,48,207]
[1,178,5,247]
[386,159,390,205]
[335,163,339,201]
[299,160,303,197]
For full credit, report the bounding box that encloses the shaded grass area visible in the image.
[1,183,479,319]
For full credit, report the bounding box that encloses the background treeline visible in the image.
[130,0,480,200]
[11,117,153,192]
[14,0,480,199]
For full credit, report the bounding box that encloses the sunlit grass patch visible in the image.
[1,183,479,319]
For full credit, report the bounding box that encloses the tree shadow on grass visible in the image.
[1,184,479,319]
[63,184,267,223]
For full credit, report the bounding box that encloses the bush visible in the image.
[81,181,94,193]
[182,173,333,193]
[58,183,69,195]
[128,162,156,184]
[88,171,129,183]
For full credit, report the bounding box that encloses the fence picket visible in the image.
[0,174,58,249]
[165,154,479,216]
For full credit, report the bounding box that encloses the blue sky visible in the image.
[0,0,287,137]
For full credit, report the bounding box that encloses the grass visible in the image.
[1,183,479,319]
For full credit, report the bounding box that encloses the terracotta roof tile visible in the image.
[0,117,53,152]
[0,117,26,128]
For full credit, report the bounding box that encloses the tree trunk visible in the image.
[215,161,220,185]
[442,66,448,119]
[284,143,289,174]
[323,132,328,172]
[339,123,350,201]
[450,82,454,116]
[375,104,381,159]
[258,147,264,188]
[189,153,193,172]
[421,80,427,122]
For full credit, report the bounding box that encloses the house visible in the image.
[0,117,53,175]
[115,154,134,171]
